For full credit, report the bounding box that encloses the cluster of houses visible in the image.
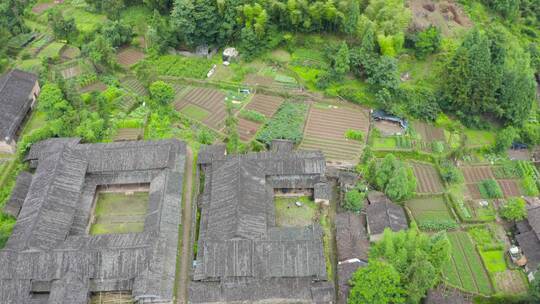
[1,66,540,303]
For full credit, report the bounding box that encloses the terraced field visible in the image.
[174,87,226,130]
[237,118,262,141]
[117,47,145,68]
[411,162,444,194]
[406,196,455,225]
[461,166,522,199]
[413,121,445,143]
[300,104,370,162]
[114,128,143,141]
[244,94,284,117]
[79,81,107,93]
[443,231,493,295]
[121,77,148,96]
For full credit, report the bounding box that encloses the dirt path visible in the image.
[177,147,194,304]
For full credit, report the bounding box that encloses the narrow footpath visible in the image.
[177,147,194,304]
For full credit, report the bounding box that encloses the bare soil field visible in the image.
[413,121,445,143]
[114,128,143,142]
[374,120,404,136]
[461,166,495,184]
[237,118,262,141]
[243,74,275,87]
[411,162,445,194]
[409,0,473,36]
[32,2,59,14]
[300,104,370,162]
[174,87,226,130]
[494,270,528,294]
[79,81,107,93]
[61,66,81,79]
[61,46,80,60]
[244,94,284,117]
[466,184,482,200]
[497,179,522,198]
[117,47,145,68]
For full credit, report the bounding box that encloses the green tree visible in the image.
[370,226,451,303]
[374,154,398,190]
[414,26,441,59]
[101,21,133,48]
[333,41,350,78]
[172,0,221,47]
[348,260,405,304]
[364,0,411,36]
[48,10,78,42]
[75,111,105,142]
[83,36,116,67]
[149,81,175,107]
[343,190,365,212]
[366,56,400,91]
[500,197,527,221]
[494,126,517,153]
[37,84,74,121]
[385,165,416,201]
[146,113,173,139]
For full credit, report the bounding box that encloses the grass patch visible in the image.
[149,55,215,79]
[405,196,457,230]
[479,250,507,273]
[465,129,495,148]
[37,42,65,59]
[181,104,210,121]
[372,137,398,150]
[274,196,316,227]
[17,59,41,72]
[61,6,106,33]
[90,191,149,235]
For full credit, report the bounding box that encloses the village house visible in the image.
[190,141,335,303]
[0,138,186,303]
[366,191,408,242]
[0,69,40,153]
[515,203,540,276]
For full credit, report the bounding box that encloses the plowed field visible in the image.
[244,94,284,117]
[117,48,145,68]
[174,87,226,130]
[412,162,444,194]
[300,104,369,162]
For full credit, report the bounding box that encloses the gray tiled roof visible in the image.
[0,139,186,303]
[191,146,334,303]
[0,69,38,140]
[366,191,408,235]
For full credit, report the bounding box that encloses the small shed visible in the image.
[222,47,239,63]
[366,191,408,241]
[314,182,331,205]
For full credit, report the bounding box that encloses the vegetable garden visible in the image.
[405,196,457,230]
[174,87,226,130]
[443,231,493,295]
[411,162,444,194]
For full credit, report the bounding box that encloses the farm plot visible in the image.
[117,47,145,68]
[243,74,275,87]
[174,87,226,130]
[493,270,528,294]
[443,231,493,295]
[244,94,284,117]
[461,166,523,198]
[413,121,445,143]
[121,77,148,96]
[79,81,107,93]
[32,2,58,14]
[405,196,455,226]
[60,45,80,61]
[114,128,143,142]
[411,162,444,194]
[37,42,65,59]
[300,104,370,162]
[238,118,263,141]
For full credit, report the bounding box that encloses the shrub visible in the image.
[417,219,458,231]
[414,26,441,59]
[439,162,463,184]
[256,102,307,145]
[239,109,266,123]
[431,141,445,154]
[522,175,539,196]
[499,197,527,221]
[343,189,365,212]
[478,179,503,199]
[345,129,364,141]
